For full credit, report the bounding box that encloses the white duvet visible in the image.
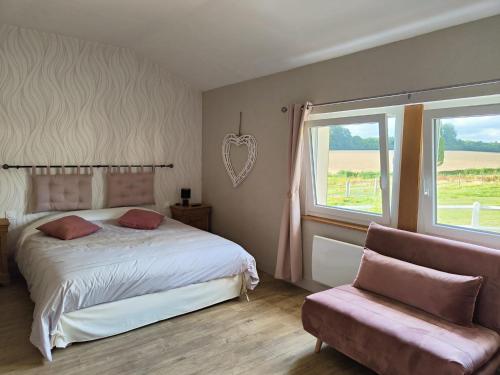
[15,208,259,361]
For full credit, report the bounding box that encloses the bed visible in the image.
[15,207,259,361]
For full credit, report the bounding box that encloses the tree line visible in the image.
[329,126,393,150]
[329,124,500,152]
[438,123,500,153]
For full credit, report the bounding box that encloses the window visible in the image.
[305,109,402,226]
[421,102,500,247]
[304,94,499,248]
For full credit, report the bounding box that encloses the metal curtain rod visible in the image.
[280,78,500,112]
[2,163,173,170]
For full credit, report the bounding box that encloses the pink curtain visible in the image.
[275,102,312,282]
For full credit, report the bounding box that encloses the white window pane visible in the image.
[311,122,383,215]
[434,115,500,233]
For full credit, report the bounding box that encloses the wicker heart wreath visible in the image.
[222,133,257,188]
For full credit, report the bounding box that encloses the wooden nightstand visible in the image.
[0,219,10,286]
[170,205,211,232]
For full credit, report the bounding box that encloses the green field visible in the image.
[326,169,500,233]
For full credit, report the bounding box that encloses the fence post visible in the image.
[471,201,481,228]
[345,179,350,197]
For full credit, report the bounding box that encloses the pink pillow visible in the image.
[353,249,483,326]
[118,209,164,230]
[37,215,101,240]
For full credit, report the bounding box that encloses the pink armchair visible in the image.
[302,223,500,375]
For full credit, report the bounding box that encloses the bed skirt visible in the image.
[51,273,245,349]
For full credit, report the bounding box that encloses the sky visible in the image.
[443,115,500,142]
[336,115,500,143]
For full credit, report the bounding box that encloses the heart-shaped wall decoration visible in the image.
[222,133,257,188]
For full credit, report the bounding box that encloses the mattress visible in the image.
[16,207,259,360]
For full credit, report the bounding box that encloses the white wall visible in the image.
[0,25,202,250]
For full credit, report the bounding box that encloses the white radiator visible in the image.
[312,235,363,287]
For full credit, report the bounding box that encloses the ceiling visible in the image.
[1,0,500,91]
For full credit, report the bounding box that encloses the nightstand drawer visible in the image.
[186,216,210,231]
[170,205,211,232]
[183,208,210,220]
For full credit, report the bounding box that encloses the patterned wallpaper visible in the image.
[0,25,202,250]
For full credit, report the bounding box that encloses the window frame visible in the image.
[304,113,392,226]
[419,103,500,247]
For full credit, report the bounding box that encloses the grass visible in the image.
[326,173,383,213]
[438,168,500,176]
[326,169,500,232]
[436,176,500,231]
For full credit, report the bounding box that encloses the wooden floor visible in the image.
[0,273,374,375]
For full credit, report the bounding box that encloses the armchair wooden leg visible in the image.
[314,338,322,353]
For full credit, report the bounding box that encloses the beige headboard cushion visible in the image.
[32,174,92,213]
[106,172,155,208]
